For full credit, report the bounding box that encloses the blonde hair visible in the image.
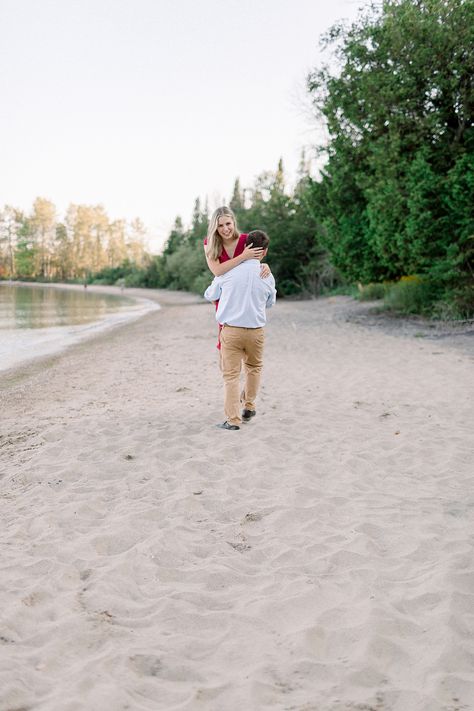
[206,206,240,261]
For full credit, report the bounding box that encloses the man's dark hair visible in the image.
[245,230,270,250]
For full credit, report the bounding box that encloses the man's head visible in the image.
[246,230,269,258]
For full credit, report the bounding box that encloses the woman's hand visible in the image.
[241,242,264,260]
[260,263,271,278]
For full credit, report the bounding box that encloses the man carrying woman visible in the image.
[204,208,276,430]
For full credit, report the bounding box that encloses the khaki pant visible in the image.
[219,325,265,426]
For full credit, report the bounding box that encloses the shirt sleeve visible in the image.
[204,277,222,302]
[265,276,277,308]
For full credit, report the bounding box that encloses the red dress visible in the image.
[217,233,248,264]
[204,234,248,348]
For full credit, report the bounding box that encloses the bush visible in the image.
[430,285,474,320]
[357,282,389,301]
[165,244,208,292]
[124,271,146,287]
[90,261,145,286]
[384,276,439,315]
[191,273,211,296]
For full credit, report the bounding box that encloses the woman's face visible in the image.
[217,215,235,240]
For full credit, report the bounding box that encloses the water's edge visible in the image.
[0,282,161,375]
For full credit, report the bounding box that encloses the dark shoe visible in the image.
[216,421,240,431]
[242,409,256,422]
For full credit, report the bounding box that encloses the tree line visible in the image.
[0,198,148,282]
[306,0,474,317]
[2,0,472,317]
[136,0,474,316]
[132,158,335,299]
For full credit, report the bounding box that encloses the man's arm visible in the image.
[204,277,223,302]
[265,276,277,308]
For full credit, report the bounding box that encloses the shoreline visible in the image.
[0,282,186,377]
[1,291,473,710]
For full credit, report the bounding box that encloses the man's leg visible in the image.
[220,326,245,427]
[242,327,265,414]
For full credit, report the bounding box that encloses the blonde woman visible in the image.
[204,206,271,348]
[204,206,271,277]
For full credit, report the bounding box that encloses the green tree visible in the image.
[14,211,37,279]
[163,216,186,256]
[229,178,245,225]
[306,0,474,309]
[188,197,208,245]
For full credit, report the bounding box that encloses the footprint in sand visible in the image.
[128,653,162,677]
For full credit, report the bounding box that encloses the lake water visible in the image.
[0,283,160,373]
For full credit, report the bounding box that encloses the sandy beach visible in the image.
[1,287,473,711]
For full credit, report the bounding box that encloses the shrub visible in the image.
[191,273,211,296]
[357,282,389,301]
[123,271,146,287]
[384,276,439,315]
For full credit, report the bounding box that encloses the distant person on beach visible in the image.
[204,206,271,348]
[204,230,276,430]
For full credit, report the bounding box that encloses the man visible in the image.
[204,230,276,430]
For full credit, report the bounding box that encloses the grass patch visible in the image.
[322,284,359,297]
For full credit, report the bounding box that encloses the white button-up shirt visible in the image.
[204,260,276,328]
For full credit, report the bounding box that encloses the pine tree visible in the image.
[163,216,186,256]
[229,178,245,225]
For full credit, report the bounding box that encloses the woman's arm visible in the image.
[204,243,263,277]
[260,263,271,279]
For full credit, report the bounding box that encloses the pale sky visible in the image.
[1,0,365,252]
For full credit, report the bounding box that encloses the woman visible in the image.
[204,206,270,277]
[204,206,271,348]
